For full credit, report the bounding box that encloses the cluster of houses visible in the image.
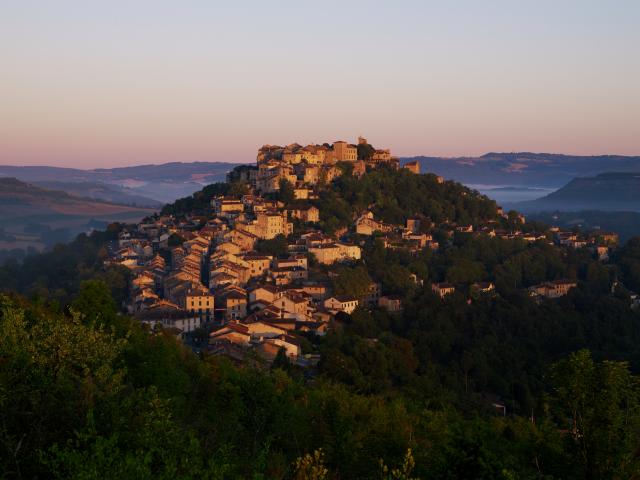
[105,140,379,365]
[355,211,440,253]
[103,139,390,364]
[104,138,629,367]
[528,279,578,299]
[353,208,532,253]
[550,227,618,260]
[430,277,580,301]
[232,136,422,196]
[109,199,369,362]
[431,281,496,299]
[103,139,422,365]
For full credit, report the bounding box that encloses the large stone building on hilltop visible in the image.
[254,137,398,193]
[333,141,358,161]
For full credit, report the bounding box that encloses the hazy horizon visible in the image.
[4,149,640,171]
[2,0,639,168]
[6,147,640,172]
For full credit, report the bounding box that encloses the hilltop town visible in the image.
[104,137,626,366]
[5,138,640,480]
[234,136,420,194]
[6,2,640,476]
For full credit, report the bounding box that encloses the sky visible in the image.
[1,0,639,168]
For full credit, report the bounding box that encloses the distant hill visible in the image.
[403,153,640,188]
[33,180,163,208]
[516,172,640,212]
[0,161,244,204]
[0,178,155,251]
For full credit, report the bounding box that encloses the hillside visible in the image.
[0,161,242,204]
[163,165,501,230]
[0,178,155,251]
[3,161,640,478]
[403,152,640,188]
[517,172,640,212]
[33,180,163,208]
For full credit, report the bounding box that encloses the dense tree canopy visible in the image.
[0,225,129,305]
[2,291,640,478]
[314,167,499,231]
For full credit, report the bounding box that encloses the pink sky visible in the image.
[1,1,639,168]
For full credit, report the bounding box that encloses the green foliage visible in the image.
[168,232,185,247]
[445,258,485,284]
[315,167,499,231]
[612,236,640,293]
[278,178,295,205]
[357,143,375,161]
[332,264,372,299]
[316,189,352,234]
[255,234,289,257]
[549,350,640,479]
[381,264,416,296]
[0,228,129,304]
[71,279,118,328]
[335,161,354,177]
[228,180,250,197]
[294,449,328,480]
[4,162,640,478]
[379,449,417,480]
[272,347,292,373]
[0,295,126,478]
[314,229,640,420]
[3,288,640,478]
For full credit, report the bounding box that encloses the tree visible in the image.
[381,264,416,296]
[612,236,640,292]
[446,258,485,284]
[272,347,292,372]
[549,349,640,479]
[168,233,185,247]
[333,265,372,299]
[379,449,417,480]
[105,222,123,238]
[256,234,288,257]
[278,179,295,205]
[357,143,375,161]
[228,181,250,196]
[307,252,319,267]
[294,449,328,480]
[0,295,126,477]
[71,279,118,328]
[335,161,354,177]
